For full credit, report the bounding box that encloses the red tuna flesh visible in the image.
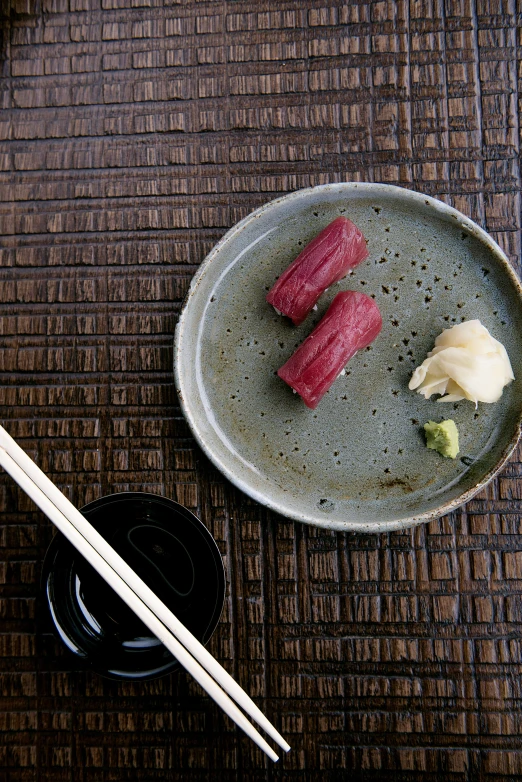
[266,216,368,326]
[277,291,382,409]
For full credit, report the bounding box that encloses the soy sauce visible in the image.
[43,493,225,680]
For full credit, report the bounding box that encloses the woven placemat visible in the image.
[0,1,521,779]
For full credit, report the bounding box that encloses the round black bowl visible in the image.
[42,492,225,680]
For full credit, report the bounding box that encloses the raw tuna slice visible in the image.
[277,291,382,409]
[266,216,368,325]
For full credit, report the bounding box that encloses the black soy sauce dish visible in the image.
[42,492,225,681]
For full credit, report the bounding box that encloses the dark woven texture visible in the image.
[0,0,521,779]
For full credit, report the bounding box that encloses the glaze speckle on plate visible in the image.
[174,183,522,531]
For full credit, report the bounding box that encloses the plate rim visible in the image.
[174,182,522,532]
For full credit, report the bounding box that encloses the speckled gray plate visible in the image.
[174,183,522,532]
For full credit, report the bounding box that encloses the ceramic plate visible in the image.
[174,184,522,532]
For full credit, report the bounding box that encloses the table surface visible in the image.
[1,1,521,780]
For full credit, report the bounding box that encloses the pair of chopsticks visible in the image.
[0,424,289,762]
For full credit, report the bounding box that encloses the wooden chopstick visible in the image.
[0,426,289,760]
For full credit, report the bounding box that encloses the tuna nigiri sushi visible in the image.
[266,216,369,326]
[277,291,382,409]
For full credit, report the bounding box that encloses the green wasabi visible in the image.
[423,419,459,459]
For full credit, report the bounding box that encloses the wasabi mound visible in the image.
[423,419,460,459]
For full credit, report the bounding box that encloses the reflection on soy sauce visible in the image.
[127,524,195,597]
[75,522,197,640]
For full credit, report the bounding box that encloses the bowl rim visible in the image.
[174,182,522,532]
[42,491,226,679]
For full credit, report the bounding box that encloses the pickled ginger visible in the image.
[409,320,514,405]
